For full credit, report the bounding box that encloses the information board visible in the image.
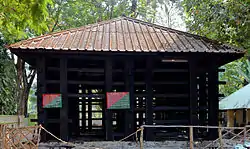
[106,92,130,109]
[42,94,62,108]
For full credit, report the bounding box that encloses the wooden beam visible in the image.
[105,58,113,140]
[60,57,69,141]
[189,59,198,138]
[208,61,219,139]
[37,56,47,141]
[145,57,153,140]
[124,59,135,138]
[189,59,198,125]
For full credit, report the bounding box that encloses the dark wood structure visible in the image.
[8,17,244,141]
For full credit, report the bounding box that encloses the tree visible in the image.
[183,0,250,96]
[0,39,16,114]
[0,0,52,116]
[47,0,157,32]
[155,0,185,30]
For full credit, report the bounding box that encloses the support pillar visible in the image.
[105,58,113,140]
[37,56,46,141]
[208,61,219,139]
[60,57,68,141]
[145,57,153,141]
[124,60,135,138]
[189,59,198,138]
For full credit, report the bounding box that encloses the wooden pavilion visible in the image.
[8,17,244,141]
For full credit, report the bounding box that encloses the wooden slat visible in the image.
[153,120,189,124]
[153,106,189,111]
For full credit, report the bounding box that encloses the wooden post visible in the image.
[208,61,219,139]
[145,57,153,141]
[37,56,46,141]
[218,126,223,149]
[189,127,194,149]
[246,109,249,125]
[227,110,234,127]
[140,127,144,149]
[189,59,198,138]
[124,60,135,137]
[105,58,113,140]
[243,127,247,144]
[60,57,68,141]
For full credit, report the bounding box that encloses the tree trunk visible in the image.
[15,58,36,118]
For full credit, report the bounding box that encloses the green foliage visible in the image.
[47,0,159,32]
[28,87,37,114]
[183,0,250,96]
[183,0,250,50]
[0,0,53,41]
[0,40,17,114]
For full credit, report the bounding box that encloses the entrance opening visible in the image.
[67,58,105,140]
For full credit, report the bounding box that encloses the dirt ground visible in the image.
[39,140,242,149]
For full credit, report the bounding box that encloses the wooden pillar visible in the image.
[236,110,243,126]
[227,110,234,127]
[60,57,68,141]
[208,61,219,139]
[88,94,92,131]
[189,59,198,137]
[37,56,46,141]
[145,57,153,141]
[243,109,247,125]
[105,58,113,140]
[124,60,135,137]
[198,72,208,135]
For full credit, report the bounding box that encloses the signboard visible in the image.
[107,92,130,109]
[42,94,62,108]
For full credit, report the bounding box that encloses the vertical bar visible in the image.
[189,59,198,138]
[246,110,248,125]
[105,58,113,140]
[208,61,219,139]
[140,127,144,149]
[124,59,135,137]
[243,127,247,144]
[60,57,68,141]
[243,109,247,125]
[37,56,46,141]
[88,97,92,131]
[145,57,153,141]
[218,126,223,148]
[189,127,194,149]
[198,72,208,135]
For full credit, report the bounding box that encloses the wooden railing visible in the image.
[0,124,41,149]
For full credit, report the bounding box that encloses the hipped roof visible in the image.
[219,84,250,110]
[8,17,244,54]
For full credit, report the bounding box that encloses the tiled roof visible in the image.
[8,17,244,53]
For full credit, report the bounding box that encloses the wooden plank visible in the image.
[135,93,189,98]
[105,58,113,140]
[153,120,189,124]
[153,106,189,111]
[145,57,153,140]
[60,57,69,141]
[68,94,105,98]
